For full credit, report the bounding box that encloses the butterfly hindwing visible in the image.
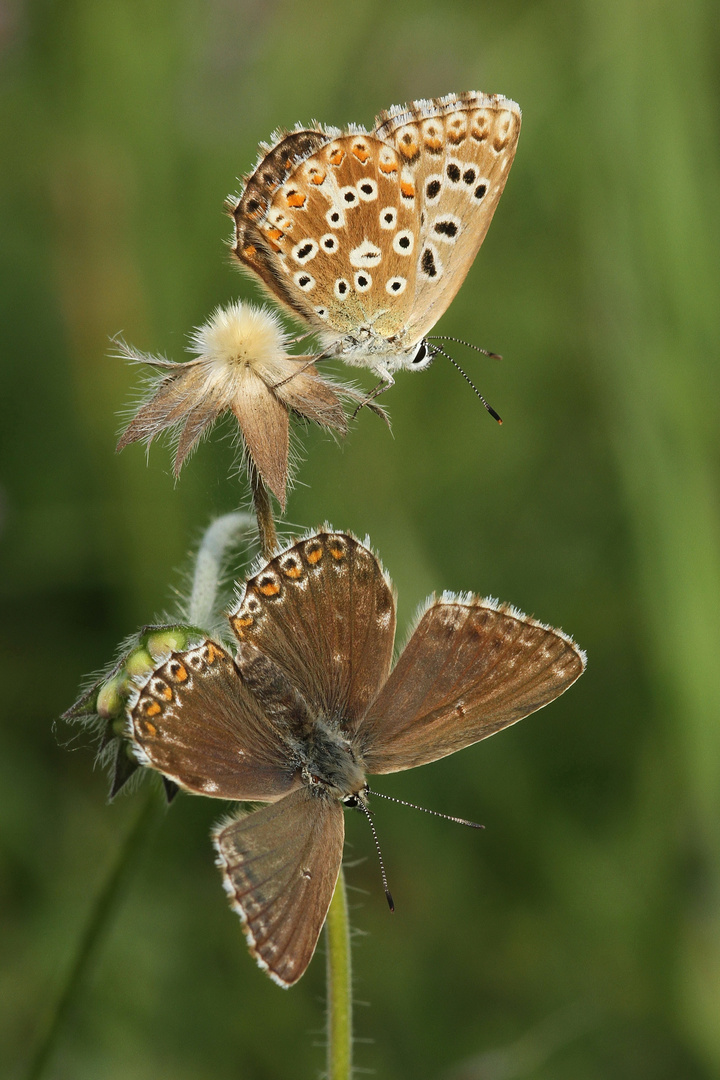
[129,640,300,800]
[242,132,421,340]
[213,787,345,987]
[229,127,333,326]
[358,598,585,775]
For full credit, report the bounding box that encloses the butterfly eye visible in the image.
[408,341,432,371]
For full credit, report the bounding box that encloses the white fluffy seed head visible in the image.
[116,297,351,505]
[189,301,291,384]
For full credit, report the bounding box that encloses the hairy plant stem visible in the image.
[28,514,254,1080]
[250,465,278,557]
[187,511,255,628]
[326,869,352,1080]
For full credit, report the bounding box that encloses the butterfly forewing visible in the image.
[129,640,300,800]
[230,532,396,727]
[213,787,345,987]
[359,599,585,774]
[375,93,521,342]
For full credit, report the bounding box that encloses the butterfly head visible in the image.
[323,332,434,380]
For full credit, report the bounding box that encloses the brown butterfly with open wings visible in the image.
[128,530,585,986]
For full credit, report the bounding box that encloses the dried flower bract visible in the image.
[116,301,355,507]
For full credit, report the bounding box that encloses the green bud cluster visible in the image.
[63,624,203,798]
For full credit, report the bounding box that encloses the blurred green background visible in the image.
[2,0,719,1077]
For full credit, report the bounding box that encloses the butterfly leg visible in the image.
[270,356,319,390]
[352,371,395,418]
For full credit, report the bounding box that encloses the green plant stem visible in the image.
[24,789,160,1080]
[326,868,352,1080]
[250,466,278,558]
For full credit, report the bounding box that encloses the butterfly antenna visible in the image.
[428,344,503,424]
[367,788,484,830]
[426,335,502,361]
[357,800,394,912]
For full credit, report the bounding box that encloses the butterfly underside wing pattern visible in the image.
[127,530,584,986]
[228,93,521,374]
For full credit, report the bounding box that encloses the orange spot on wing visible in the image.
[286,192,306,208]
[329,543,346,560]
[142,720,157,736]
[352,145,370,163]
[259,580,281,596]
[399,141,419,159]
[264,226,284,252]
[306,546,323,564]
[379,160,398,174]
[283,564,302,579]
[205,643,220,663]
[328,148,345,166]
[145,701,161,717]
[309,169,326,185]
[243,244,257,258]
[400,181,415,199]
[161,685,173,700]
[234,615,254,628]
[174,664,188,682]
